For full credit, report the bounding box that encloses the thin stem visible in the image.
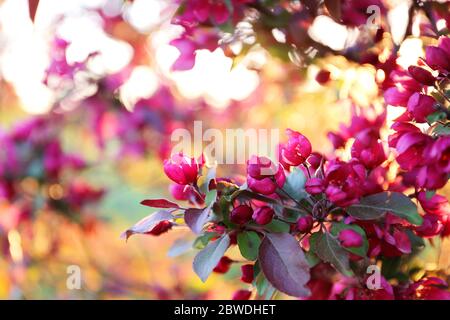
[277,187,309,211]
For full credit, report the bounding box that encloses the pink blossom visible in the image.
[338,229,363,248]
[252,206,274,225]
[406,93,436,123]
[280,129,312,166]
[163,153,202,185]
[246,156,285,195]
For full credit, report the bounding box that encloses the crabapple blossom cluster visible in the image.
[122,0,450,301]
[0,115,104,237]
[127,116,449,299]
[385,37,450,190]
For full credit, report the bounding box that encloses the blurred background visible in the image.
[0,0,448,299]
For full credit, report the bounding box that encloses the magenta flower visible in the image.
[246,156,285,195]
[170,29,219,71]
[252,206,274,225]
[163,153,202,185]
[192,0,230,25]
[351,129,386,169]
[384,70,422,107]
[338,229,363,248]
[280,129,312,166]
[324,160,366,207]
[401,277,450,300]
[393,132,431,171]
[305,178,325,195]
[296,215,313,233]
[415,214,443,238]
[418,191,450,216]
[176,0,253,25]
[425,46,450,72]
[406,93,436,123]
[426,136,450,173]
[415,164,449,190]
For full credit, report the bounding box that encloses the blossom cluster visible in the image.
[0,116,104,236]
[129,110,449,299]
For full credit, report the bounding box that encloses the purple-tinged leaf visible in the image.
[121,210,173,241]
[259,233,310,298]
[185,205,212,234]
[310,231,353,276]
[140,199,180,209]
[347,192,422,225]
[193,234,230,282]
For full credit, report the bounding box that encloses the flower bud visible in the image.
[232,289,252,300]
[338,229,363,248]
[307,152,324,171]
[213,256,233,274]
[281,129,312,166]
[230,205,253,225]
[169,183,189,200]
[316,69,331,85]
[252,206,274,225]
[305,178,325,195]
[415,214,443,238]
[247,156,285,195]
[296,215,314,233]
[408,66,436,86]
[240,264,254,284]
[406,93,436,123]
[163,153,201,185]
[426,46,450,72]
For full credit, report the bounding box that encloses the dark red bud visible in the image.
[230,205,253,225]
[240,264,254,284]
[296,215,314,233]
[213,256,233,274]
[252,206,274,225]
[408,66,436,86]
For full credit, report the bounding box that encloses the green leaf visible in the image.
[282,167,307,200]
[259,233,310,297]
[205,189,218,207]
[237,231,261,261]
[254,272,271,297]
[305,250,320,267]
[193,232,218,250]
[347,192,423,225]
[193,234,230,282]
[427,111,446,124]
[263,219,291,233]
[330,223,368,257]
[432,123,450,136]
[310,231,353,276]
